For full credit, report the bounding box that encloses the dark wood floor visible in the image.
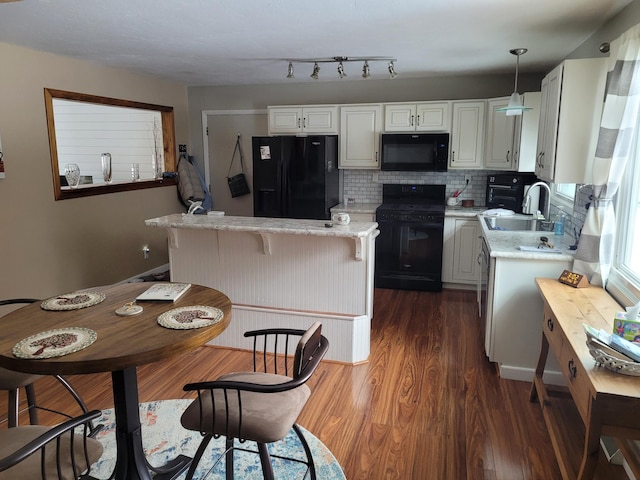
[1,288,627,479]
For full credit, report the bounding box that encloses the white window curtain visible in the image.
[573,24,640,286]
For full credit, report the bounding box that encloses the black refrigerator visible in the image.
[252,135,340,220]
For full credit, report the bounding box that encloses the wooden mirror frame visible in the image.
[44,88,177,200]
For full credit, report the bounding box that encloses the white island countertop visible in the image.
[145,214,378,239]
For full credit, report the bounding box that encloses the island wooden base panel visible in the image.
[0,289,629,479]
[208,304,370,363]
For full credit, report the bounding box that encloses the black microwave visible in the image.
[380,133,449,172]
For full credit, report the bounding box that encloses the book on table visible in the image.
[136,283,191,302]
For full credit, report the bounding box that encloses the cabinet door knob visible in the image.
[411,115,415,127]
[452,151,455,162]
[547,317,554,332]
[568,359,577,379]
[416,115,420,126]
[506,150,510,162]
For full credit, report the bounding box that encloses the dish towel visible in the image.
[483,208,515,216]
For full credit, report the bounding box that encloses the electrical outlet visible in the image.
[464,174,472,185]
[142,245,150,259]
[178,144,187,153]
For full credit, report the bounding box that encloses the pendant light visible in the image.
[497,48,532,116]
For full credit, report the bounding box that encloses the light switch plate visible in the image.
[0,133,5,179]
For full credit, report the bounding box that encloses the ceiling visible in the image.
[0,0,633,86]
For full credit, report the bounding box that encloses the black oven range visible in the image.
[375,184,446,292]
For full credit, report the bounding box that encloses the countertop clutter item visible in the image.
[554,206,566,235]
[461,199,474,208]
[332,212,350,225]
[136,283,191,302]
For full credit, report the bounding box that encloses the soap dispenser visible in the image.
[554,207,566,236]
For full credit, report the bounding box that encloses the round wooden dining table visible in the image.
[0,282,232,480]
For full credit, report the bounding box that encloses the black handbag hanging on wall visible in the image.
[227,134,251,198]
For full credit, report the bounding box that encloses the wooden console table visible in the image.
[531,277,640,480]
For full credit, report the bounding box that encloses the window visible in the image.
[609,130,640,306]
[551,183,576,213]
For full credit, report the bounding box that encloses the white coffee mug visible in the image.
[332,212,350,225]
[447,196,461,206]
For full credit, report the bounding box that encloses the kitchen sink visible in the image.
[483,215,552,232]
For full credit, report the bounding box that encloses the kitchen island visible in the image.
[479,214,575,384]
[145,214,379,363]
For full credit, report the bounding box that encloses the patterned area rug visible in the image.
[90,399,345,480]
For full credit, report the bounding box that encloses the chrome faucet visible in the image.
[522,181,551,220]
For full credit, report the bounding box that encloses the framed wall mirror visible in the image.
[44,88,177,200]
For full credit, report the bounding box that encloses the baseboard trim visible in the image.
[498,364,566,386]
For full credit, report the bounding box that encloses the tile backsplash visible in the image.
[343,169,500,206]
[344,169,588,244]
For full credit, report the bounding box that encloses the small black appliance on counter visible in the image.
[485,173,539,214]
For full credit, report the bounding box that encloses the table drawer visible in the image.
[558,339,590,423]
[542,306,563,357]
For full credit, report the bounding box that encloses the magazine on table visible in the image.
[136,283,191,302]
[583,323,640,363]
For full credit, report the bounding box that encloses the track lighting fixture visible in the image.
[496,48,532,116]
[285,56,398,80]
[310,62,320,80]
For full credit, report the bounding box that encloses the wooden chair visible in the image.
[0,299,96,430]
[0,409,103,479]
[180,321,329,480]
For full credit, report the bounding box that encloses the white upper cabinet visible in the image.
[535,58,607,183]
[384,102,451,132]
[339,105,382,169]
[484,92,540,172]
[268,105,339,135]
[449,101,485,169]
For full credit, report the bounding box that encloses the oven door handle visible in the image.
[376,220,444,229]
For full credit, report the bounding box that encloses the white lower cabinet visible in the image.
[442,216,481,286]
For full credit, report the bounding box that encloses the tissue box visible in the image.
[613,312,640,344]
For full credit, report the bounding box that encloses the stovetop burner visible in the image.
[377,184,446,215]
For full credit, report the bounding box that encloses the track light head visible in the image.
[337,61,347,78]
[388,61,398,79]
[310,62,320,80]
[362,61,371,79]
